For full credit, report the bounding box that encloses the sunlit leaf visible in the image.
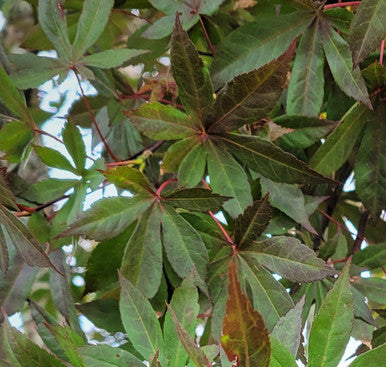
[0,121,32,163]
[269,337,297,367]
[32,144,77,174]
[62,122,86,173]
[308,260,354,367]
[82,49,149,68]
[221,261,270,366]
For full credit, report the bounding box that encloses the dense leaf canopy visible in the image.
[0,0,385,366]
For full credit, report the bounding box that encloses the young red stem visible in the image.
[201,179,235,251]
[73,70,121,162]
[199,16,215,56]
[380,40,384,65]
[156,178,178,196]
[324,1,361,9]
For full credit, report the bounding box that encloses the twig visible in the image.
[73,70,121,162]
[324,1,361,9]
[351,210,369,255]
[112,8,153,24]
[199,16,215,56]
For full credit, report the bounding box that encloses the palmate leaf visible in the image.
[120,205,162,299]
[286,20,325,116]
[177,144,208,187]
[234,195,271,248]
[163,276,200,367]
[349,0,386,68]
[243,236,336,282]
[321,27,371,109]
[221,261,270,367]
[210,8,314,87]
[217,133,333,185]
[206,45,293,133]
[163,137,199,173]
[238,256,294,331]
[81,49,148,69]
[355,101,386,216]
[352,243,386,273]
[171,14,214,123]
[309,103,371,175]
[308,260,354,367]
[62,122,86,173]
[119,273,164,362]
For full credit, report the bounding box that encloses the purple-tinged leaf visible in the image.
[171,14,214,124]
[243,236,336,282]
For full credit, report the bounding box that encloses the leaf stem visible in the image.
[324,1,361,9]
[201,179,235,251]
[111,9,153,24]
[73,70,121,162]
[121,93,185,110]
[380,40,384,65]
[156,178,178,196]
[199,16,215,56]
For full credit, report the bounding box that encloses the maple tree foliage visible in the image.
[0,0,385,366]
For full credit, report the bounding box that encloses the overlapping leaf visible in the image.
[221,261,271,367]
[308,260,354,367]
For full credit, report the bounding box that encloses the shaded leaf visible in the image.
[26,178,78,203]
[221,261,270,367]
[82,49,148,68]
[119,273,164,361]
[61,195,153,240]
[210,9,314,87]
[0,171,17,210]
[167,304,211,367]
[353,277,386,304]
[72,0,114,60]
[352,243,386,273]
[171,14,213,123]
[310,103,371,175]
[0,228,8,276]
[0,66,35,128]
[308,260,354,367]
[244,236,336,282]
[79,344,144,367]
[38,0,72,61]
[234,194,271,248]
[162,138,198,173]
[32,144,77,174]
[287,20,324,116]
[0,205,54,269]
[62,122,86,173]
[260,177,317,234]
[120,205,162,298]
[163,188,230,212]
[10,54,67,89]
[102,166,154,195]
[178,144,207,187]
[1,317,66,367]
[272,297,305,356]
[164,276,200,367]
[206,140,252,217]
[269,337,297,367]
[349,0,386,67]
[321,27,371,108]
[206,46,293,132]
[349,344,386,367]
[238,256,294,331]
[128,102,197,140]
[217,133,333,184]
[161,204,208,281]
[0,121,32,163]
[355,102,386,216]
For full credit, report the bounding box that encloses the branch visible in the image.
[73,70,121,162]
[351,209,369,255]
